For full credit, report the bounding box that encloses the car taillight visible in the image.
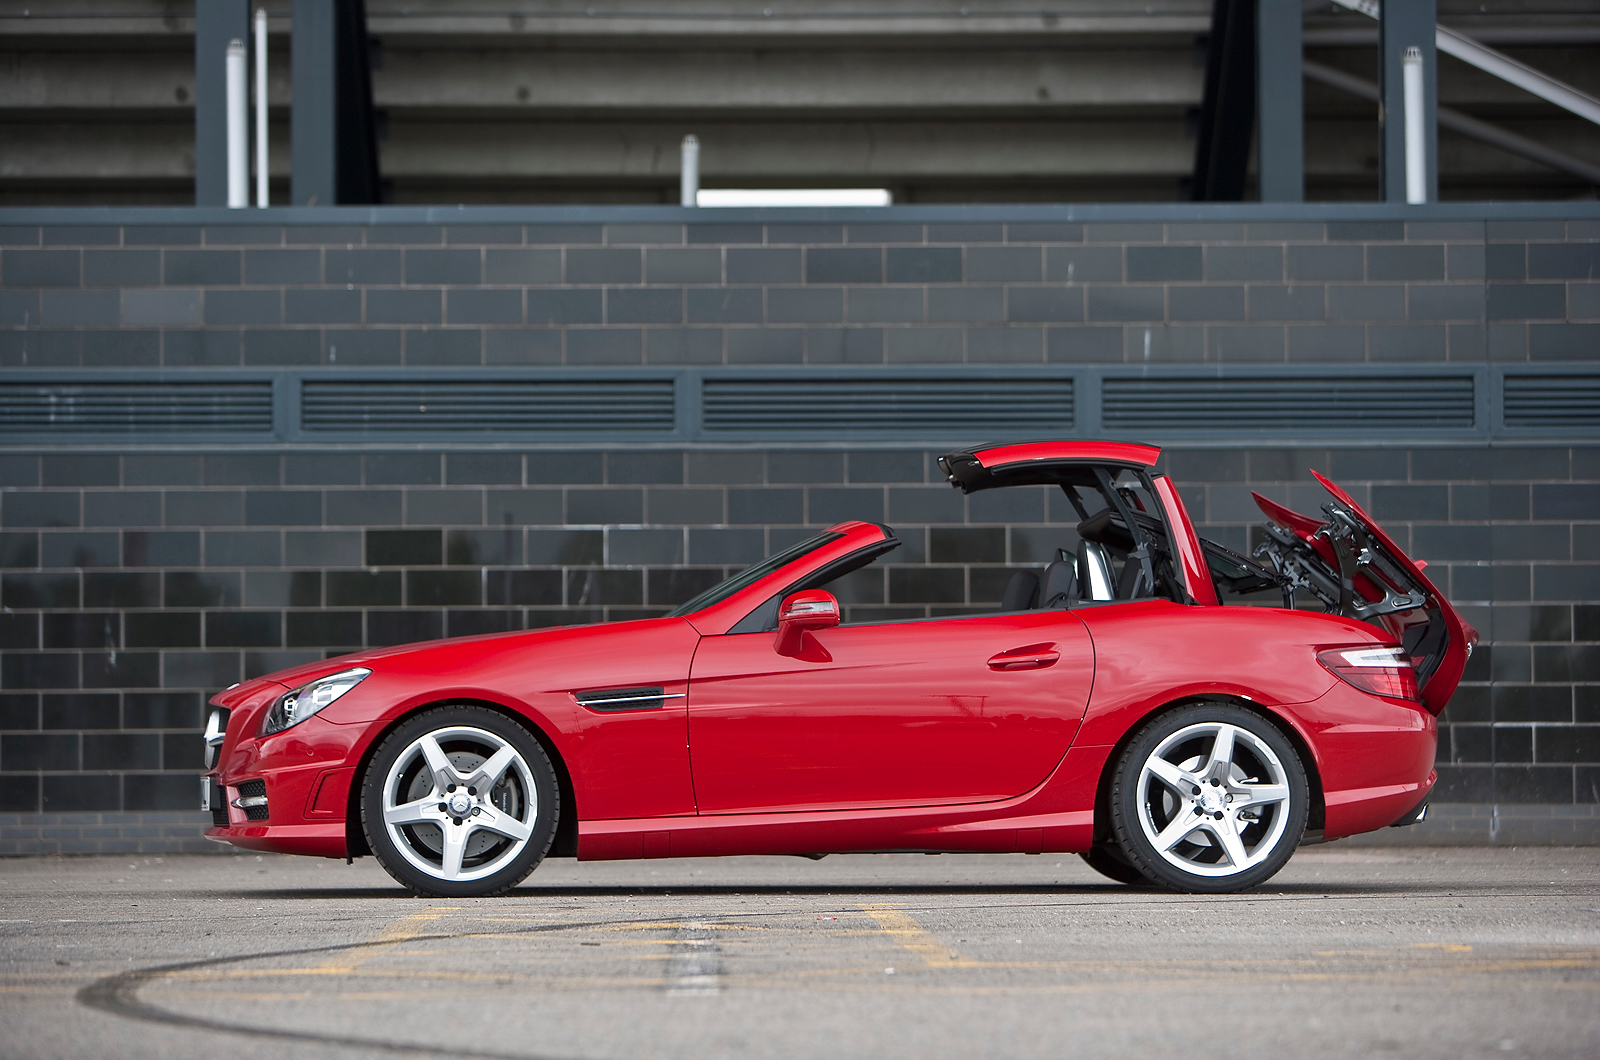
[1317,646,1419,702]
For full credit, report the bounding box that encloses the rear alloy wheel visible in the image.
[1109,703,1307,894]
[362,706,558,898]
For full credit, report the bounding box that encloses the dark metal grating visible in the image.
[0,382,274,435]
[1503,376,1600,430]
[701,378,1074,435]
[575,686,668,712]
[301,379,677,434]
[235,778,268,821]
[1101,376,1476,432]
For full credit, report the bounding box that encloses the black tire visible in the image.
[1109,702,1308,894]
[361,705,559,898]
[1078,845,1148,885]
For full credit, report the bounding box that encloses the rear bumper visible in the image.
[1323,771,1437,840]
[1389,798,1430,829]
[1287,682,1438,841]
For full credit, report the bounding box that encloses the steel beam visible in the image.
[1304,60,1600,186]
[291,0,336,206]
[1256,0,1303,202]
[1328,1,1600,127]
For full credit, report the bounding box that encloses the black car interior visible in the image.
[730,465,1202,631]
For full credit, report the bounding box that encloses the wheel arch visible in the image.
[344,697,580,860]
[1089,694,1326,848]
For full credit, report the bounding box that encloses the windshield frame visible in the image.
[666,531,845,619]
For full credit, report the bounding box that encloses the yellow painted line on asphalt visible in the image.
[314,905,461,974]
[145,952,1600,999]
[161,945,1600,986]
[155,975,675,997]
[858,904,974,969]
[164,905,465,980]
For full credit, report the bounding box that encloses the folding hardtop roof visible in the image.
[938,440,1162,494]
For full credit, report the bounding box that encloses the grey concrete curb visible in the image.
[1337,803,1600,847]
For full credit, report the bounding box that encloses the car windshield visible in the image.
[666,531,846,618]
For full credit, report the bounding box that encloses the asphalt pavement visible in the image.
[1,845,1597,1060]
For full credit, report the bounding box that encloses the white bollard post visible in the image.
[1402,46,1427,205]
[680,135,700,207]
[254,9,268,207]
[225,38,248,208]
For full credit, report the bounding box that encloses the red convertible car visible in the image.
[201,440,1472,896]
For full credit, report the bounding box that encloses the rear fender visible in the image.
[1089,694,1327,845]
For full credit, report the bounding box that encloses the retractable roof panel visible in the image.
[1251,472,1476,715]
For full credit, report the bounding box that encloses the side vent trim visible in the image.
[1503,375,1600,430]
[1102,376,1476,433]
[574,687,683,713]
[6,366,1595,445]
[301,379,676,435]
[0,382,274,435]
[701,378,1074,436]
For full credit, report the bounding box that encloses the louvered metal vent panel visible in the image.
[0,382,274,435]
[1503,376,1600,430]
[701,378,1073,435]
[1101,376,1475,432]
[300,380,677,434]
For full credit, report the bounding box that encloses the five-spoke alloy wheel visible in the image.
[1109,703,1308,893]
[362,705,559,897]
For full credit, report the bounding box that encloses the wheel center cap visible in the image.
[1199,788,1226,813]
[448,793,472,816]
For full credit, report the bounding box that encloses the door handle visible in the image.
[987,644,1060,671]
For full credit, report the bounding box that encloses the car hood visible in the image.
[212,617,665,707]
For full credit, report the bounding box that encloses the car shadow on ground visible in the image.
[194,881,1462,901]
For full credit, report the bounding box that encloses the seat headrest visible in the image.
[1000,570,1040,612]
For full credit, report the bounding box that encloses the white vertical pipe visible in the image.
[680,135,700,207]
[225,38,248,208]
[254,9,268,207]
[1402,46,1427,204]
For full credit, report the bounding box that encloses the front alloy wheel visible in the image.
[1109,703,1307,893]
[362,706,558,897]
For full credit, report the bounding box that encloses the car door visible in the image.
[686,609,1095,815]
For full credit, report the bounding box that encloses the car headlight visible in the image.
[260,668,371,736]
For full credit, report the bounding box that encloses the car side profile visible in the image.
[201,440,1473,896]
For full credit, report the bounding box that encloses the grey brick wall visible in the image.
[1,206,1597,849]
[1,213,1596,369]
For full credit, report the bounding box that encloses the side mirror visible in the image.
[775,589,840,656]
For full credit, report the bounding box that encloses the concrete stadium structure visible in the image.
[3,0,1599,205]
